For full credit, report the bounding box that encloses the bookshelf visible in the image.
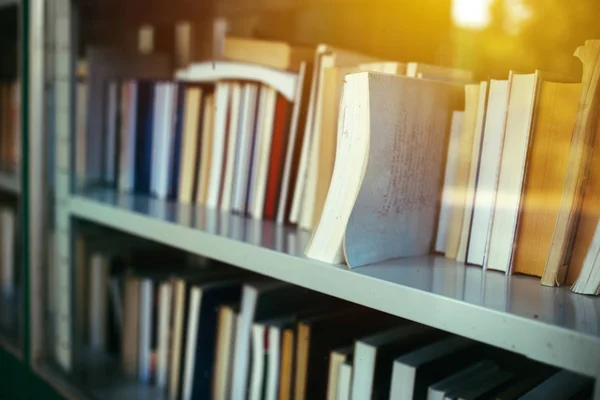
[26,0,600,399]
[0,0,22,362]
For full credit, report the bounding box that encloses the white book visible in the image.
[156,282,172,388]
[104,81,119,185]
[276,63,307,224]
[88,253,108,351]
[118,81,138,192]
[250,87,277,220]
[138,279,154,383]
[151,83,166,197]
[182,287,202,400]
[220,83,243,212]
[572,220,600,295]
[485,73,539,272]
[337,362,352,400]
[247,87,270,216]
[206,83,231,209]
[155,83,179,199]
[249,323,266,400]
[467,80,510,265]
[456,81,488,263]
[435,111,465,253]
[265,326,281,400]
[232,84,259,213]
[327,346,353,400]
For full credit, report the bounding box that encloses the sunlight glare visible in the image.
[452,0,492,29]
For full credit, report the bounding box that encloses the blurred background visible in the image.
[78,0,600,80]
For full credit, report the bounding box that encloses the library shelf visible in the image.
[68,187,600,379]
[0,170,19,195]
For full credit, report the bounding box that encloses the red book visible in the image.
[263,94,291,219]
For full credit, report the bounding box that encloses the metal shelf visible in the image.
[68,187,600,379]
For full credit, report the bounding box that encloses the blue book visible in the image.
[168,84,186,200]
[134,81,155,195]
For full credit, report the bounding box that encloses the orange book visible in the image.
[512,81,580,277]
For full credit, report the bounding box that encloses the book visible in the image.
[117,81,138,193]
[455,81,489,263]
[220,83,243,212]
[156,281,172,388]
[512,82,581,277]
[571,220,600,294]
[76,82,88,185]
[152,83,179,199]
[205,83,231,209]
[326,346,353,400]
[351,324,442,399]
[290,45,378,226]
[306,72,461,267]
[249,322,267,400]
[212,304,239,400]
[443,368,514,399]
[543,41,600,286]
[88,253,109,351]
[519,370,591,400]
[466,80,510,266]
[388,336,475,400]
[311,66,358,229]
[485,72,540,272]
[122,274,141,375]
[196,92,215,205]
[223,36,313,71]
[263,94,292,220]
[168,85,186,199]
[567,100,600,286]
[294,308,397,400]
[231,83,259,214]
[278,327,295,400]
[406,62,473,83]
[0,208,14,298]
[435,111,464,253]
[337,361,353,400]
[178,86,204,204]
[444,85,481,259]
[134,81,156,195]
[138,277,155,382]
[427,361,498,400]
[248,86,278,219]
[359,61,406,74]
[104,81,120,186]
[182,280,244,400]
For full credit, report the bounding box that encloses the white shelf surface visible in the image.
[0,170,20,194]
[68,188,600,378]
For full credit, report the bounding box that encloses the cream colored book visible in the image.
[196,94,215,205]
[485,72,540,273]
[359,61,406,75]
[466,79,510,266]
[291,45,378,226]
[435,111,465,253]
[206,83,231,209]
[444,84,481,259]
[178,87,203,203]
[224,36,313,71]
[456,81,488,263]
[406,62,473,83]
[306,72,460,267]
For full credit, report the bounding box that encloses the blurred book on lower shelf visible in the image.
[72,241,594,400]
[0,81,19,172]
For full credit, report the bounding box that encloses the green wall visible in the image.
[0,349,64,400]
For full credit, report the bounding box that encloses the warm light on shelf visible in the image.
[452,0,492,29]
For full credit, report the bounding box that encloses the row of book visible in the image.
[0,81,19,171]
[79,39,471,228]
[307,40,600,295]
[81,246,593,400]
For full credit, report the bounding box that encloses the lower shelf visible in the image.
[67,188,600,378]
[0,291,21,356]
